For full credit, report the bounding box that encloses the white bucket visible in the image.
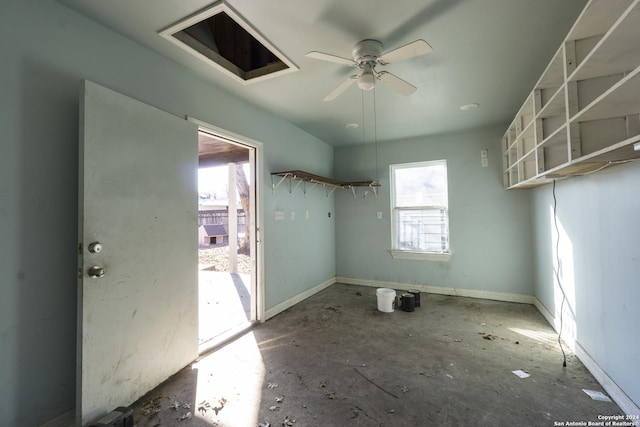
[376,288,396,312]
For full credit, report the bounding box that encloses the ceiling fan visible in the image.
[306,39,432,101]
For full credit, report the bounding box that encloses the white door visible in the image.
[77,81,199,425]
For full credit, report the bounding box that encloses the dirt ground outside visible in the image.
[198,244,250,274]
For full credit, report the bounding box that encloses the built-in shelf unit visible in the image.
[503,0,640,189]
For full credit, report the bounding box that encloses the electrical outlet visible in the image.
[290,210,295,220]
[377,211,383,220]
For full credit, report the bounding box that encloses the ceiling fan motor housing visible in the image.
[352,39,383,65]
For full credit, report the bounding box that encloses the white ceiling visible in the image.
[58,0,588,147]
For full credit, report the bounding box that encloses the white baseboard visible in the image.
[265,277,336,320]
[335,276,534,304]
[532,297,555,330]
[39,410,74,427]
[574,343,640,416]
[534,297,637,415]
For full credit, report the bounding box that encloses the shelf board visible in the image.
[536,85,566,118]
[566,0,634,41]
[571,65,640,122]
[344,181,381,187]
[573,133,640,163]
[272,170,345,187]
[518,118,535,140]
[271,170,379,189]
[535,47,565,90]
[569,1,640,82]
[538,124,568,148]
[541,160,596,177]
[507,174,557,189]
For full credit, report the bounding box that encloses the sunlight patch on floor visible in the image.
[509,327,560,346]
[191,331,265,425]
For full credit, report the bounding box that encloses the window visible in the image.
[390,160,450,260]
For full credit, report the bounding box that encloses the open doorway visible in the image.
[197,129,259,350]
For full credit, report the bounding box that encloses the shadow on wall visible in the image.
[15,58,79,424]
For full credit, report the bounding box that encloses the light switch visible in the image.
[377,211,383,220]
[290,210,295,220]
[305,210,309,220]
[274,210,284,221]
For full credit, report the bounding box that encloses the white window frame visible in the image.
[389,160,452,262]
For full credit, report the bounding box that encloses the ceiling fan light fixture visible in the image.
[357,63,376,91]
[357,71,376,91]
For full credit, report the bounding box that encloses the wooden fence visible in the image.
[198,209,246,233]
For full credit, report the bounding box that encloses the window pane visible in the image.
[395,209,449,252]
[394,164,447,207]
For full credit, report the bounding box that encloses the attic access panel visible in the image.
[160,1,298,84]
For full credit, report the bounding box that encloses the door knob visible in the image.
[88,266,105,279]
[88,242,102,253]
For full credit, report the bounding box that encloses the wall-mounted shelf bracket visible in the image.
[289,178,303,195]
[347,181,381,198]
[271,174,290,192]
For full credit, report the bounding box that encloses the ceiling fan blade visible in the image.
[385,0,462,46]
[323,75,357,102]
[377,71,417,96]
[306,51,356,67]
[378,40,433,65]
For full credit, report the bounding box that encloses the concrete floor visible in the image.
[130,283,623,426]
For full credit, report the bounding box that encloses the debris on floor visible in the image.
[257,423,271,427]
[213,398,228,415]
[197,398,227,416]
[512,369,530,379]
[480,332,497,340]
[197,400,211,415]
[268,383,279,389]
[282,415,296,425]
[355,291,363,296]
[275,396,284,403]
[177,411,192,421]
[169,401,191,410]
[142,396,163,417]
[269,405,280,411]
[325,306,341,312]
[582,389,612,402]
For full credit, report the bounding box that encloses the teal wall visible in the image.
[531,162,640,408]
[334,125,534,294]
[0,1,334,425]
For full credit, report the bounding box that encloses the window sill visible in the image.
[389,250,452,262]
